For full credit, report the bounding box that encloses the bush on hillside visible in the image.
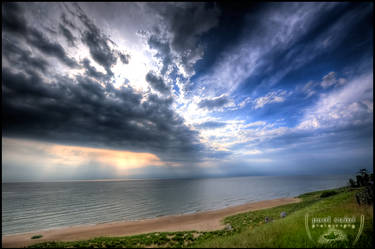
[320,190,337,198]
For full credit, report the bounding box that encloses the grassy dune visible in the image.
[195,187,373,248]
[29,187,373,248]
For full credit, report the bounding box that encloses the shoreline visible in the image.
[2,197,300,248]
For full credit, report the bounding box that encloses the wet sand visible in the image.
[2,197,300,248]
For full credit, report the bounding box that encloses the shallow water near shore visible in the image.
[2,175,350,235]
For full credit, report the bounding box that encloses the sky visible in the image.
[2,2,373,182]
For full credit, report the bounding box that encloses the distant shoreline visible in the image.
[2,197,300,248]
[2,173,354,184]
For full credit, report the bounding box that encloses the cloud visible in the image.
[3,138,156,181]
[3,138,163,171]
[194,3,336,97]
[81,58,108,81]
[320,71,346,89]
[61,12,78,30]
[2,38,49,73]
[147,35,173,75]
[301,80,319,98]
[27,30,80,68]
[71,3,132,75]
[253,90,288,109]
[321,72,336,88]
[299,72,347,98]
[195,121,227,129]
[2,66,202,163]
[2,2,79,69]
[298,72,373,130]
[2,2,29,36]
[244,121,267,128]
[77,14,117,74]
[145,3,220,77]
[257,2,371,90]
[59,23,76,46]
[2,2,206,165]
[197,95,231,110]
[118,52,130,64]
[2,2,373,180]
[145,71,170,95]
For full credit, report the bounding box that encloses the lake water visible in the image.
[2,175,351,235]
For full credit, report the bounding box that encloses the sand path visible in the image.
[2,197,300,248]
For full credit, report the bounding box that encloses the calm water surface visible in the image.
[2,175,351,235]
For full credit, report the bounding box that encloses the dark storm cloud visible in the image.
[2,2,203,162]
[62,2,79,19]
[59,23,76,46]
[145,72,170,95]
[82,58,108,81]
[73,3,118,75]
[198,95,230,110]
[2,2,28,36]
[160,3,220,75]
[148,35,173,75]
[44,26,58,35]
[196,121,227,129]
[2,38,49,73]
[118,52,130,64]
[2,2,79,68]
[2,67,202,162]
[28,29,79,68]
[146,3,220,76]
[61,12,78,30]
[81,29,116,74]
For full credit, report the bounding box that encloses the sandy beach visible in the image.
[2,197,300,248]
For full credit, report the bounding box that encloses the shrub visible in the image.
[31,235,43,239]
[349,178,357,188]
[320,190,337,198]
[355,186,373,205]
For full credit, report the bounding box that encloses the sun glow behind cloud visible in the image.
[2,138,163,178]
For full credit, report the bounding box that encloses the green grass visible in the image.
[194,187,373,248]
[28,187,373,248]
